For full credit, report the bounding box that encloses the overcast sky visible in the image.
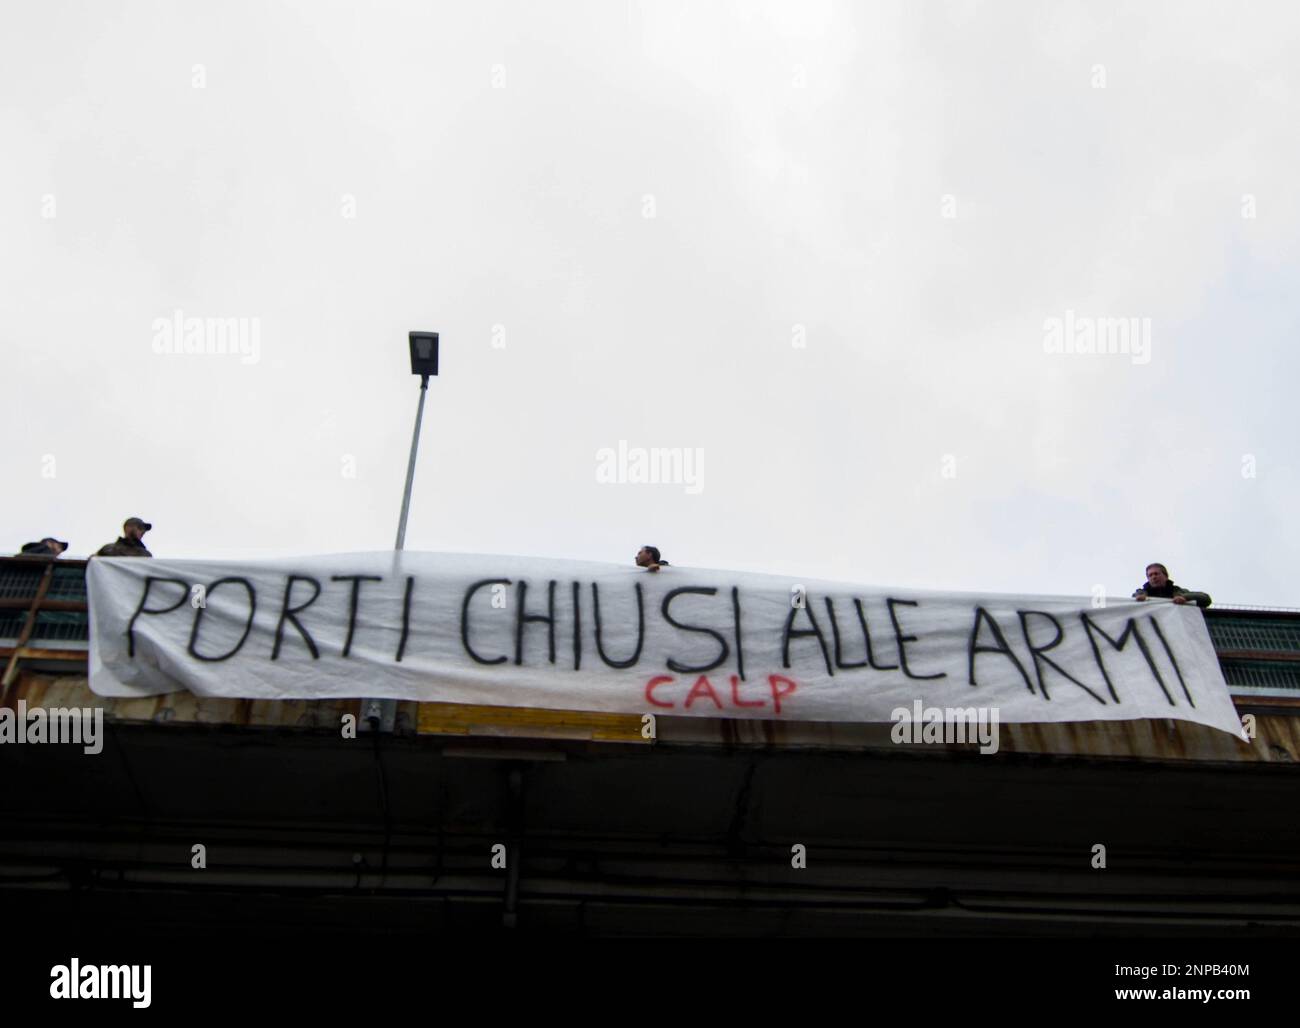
[2,0,1296,606]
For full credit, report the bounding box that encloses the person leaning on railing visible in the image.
[1132,562,1211,608]
[15,537,69,558]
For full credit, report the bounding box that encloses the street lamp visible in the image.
[366,331,439,732]
[396,332,439,550]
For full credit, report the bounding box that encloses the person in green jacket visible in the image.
[96,517,153,558]
[1133,563,1211,608]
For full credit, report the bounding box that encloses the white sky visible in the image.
[2,0,1296,606]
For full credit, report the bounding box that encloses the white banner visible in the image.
[87,552,1244,737]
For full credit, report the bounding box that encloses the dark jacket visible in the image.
[1132,581,1211,608]
[96,537,153,558]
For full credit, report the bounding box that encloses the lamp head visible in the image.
[409,332,439,378]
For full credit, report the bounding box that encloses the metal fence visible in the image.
[0,557,91,687]
[1204,615,1300,653]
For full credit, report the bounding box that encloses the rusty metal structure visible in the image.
[3,555,1299,936]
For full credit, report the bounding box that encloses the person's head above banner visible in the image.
[635,545,669,573]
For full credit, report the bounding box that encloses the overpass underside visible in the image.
[2,682,1298,938]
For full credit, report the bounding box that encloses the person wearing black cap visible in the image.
[16,537,69,558]
[96,518,154,558]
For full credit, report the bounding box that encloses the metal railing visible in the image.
[1203,607,1300,698]
[0,557,91,688]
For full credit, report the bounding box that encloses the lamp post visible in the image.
[396,332,439,550]
[365,331,439,732]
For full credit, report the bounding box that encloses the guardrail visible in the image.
[0,557,90,687]
[1203,607,1300,697]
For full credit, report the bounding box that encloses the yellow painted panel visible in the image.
[417,702,650,743]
